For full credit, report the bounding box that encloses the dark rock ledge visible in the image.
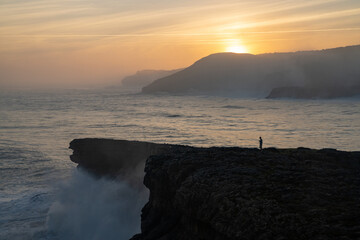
[69,138,360,240]
[69,138,180,175]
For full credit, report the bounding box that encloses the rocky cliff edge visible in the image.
[69,139,360,240]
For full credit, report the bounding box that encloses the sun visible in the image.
[226,45,249,53]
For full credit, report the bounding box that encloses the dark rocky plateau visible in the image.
[69,138,360,240]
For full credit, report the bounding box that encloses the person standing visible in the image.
[259,137,263,150]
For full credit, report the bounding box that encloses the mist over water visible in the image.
[0,88,359,239]
[47,169,147,240]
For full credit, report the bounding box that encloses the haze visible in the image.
[1,0,360,89]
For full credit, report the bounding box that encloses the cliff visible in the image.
[69,138,180,175]
[142,45,360,98]
[69,139,360,239]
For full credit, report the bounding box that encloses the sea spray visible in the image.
[46,169,148,240]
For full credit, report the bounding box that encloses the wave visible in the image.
[166,114,182,118]
[221,105,246,109]
[46,169,148,240]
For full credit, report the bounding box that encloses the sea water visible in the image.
[0,88,359,239]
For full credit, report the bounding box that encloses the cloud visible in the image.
[0,0,359,88]
[1,0,358,37]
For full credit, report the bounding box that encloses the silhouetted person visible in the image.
[259,137,263,150]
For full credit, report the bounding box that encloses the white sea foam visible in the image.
[46,169,148,240]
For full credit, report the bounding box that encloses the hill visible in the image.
[142,45,360,98]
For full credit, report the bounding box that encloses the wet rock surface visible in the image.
[69,139,360,239]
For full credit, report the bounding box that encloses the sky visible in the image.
[1,0,360,89]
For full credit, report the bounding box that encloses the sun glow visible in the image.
[226,45,249,53]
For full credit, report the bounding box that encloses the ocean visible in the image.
[0,88,359,239]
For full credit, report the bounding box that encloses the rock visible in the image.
[68,139,360,239]
[134,147,360,240]
[69,138,180,176]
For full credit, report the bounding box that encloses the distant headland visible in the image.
[121,69,182,89]
[141,45,360,99]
